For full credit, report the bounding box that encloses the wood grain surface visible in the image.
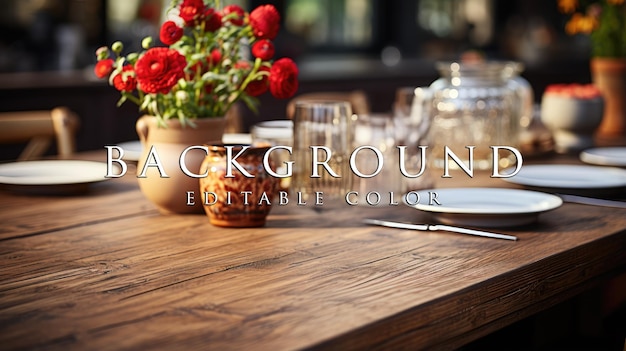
[0,156,625,350]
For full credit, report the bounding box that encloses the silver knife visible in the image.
[363,218,518,241]
[558,194,626,209]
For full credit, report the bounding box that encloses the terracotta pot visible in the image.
[591,58,626,137]
[199,144,279,227]
[136,115,226,214]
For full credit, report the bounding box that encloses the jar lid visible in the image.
[435,61,522,80]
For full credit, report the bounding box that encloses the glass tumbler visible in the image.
[393,86,434,191]
[291,101,355,208]
[251,120,293,191]
[351,114,403,206]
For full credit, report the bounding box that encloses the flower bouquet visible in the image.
[93,0,300,215]
[94,0,299,126]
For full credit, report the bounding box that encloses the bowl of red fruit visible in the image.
[541,83,604,153]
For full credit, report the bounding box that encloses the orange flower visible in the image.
[558,0,578,13]
[565,13,599,34]
[558,0,625,57]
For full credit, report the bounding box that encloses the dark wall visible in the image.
[0,53,590,160]
[0,0,592,159]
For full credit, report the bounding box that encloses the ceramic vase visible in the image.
[136,115,226,214]
[591,58,626,137]
[199,144,279,227]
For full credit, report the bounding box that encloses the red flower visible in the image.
[179,0,205,26]
[204,83,214,94]
[249,5,280,40]
[252,39,275,60]
[246,66,270,97]
[135,47,187,94]
[204,8,222,32]
[222,4,245,26]
[207,49,222,67]
[94,58,114,78]
[112,65,137,92]
[233,61,252,71]
[159,21,183,45]
[187,61,205,78]
[269,58,298,99]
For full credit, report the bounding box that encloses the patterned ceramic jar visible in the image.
[199,144,279,227]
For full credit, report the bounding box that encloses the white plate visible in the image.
[114,134,253,161]
[406,187,562,227]
[0,160,113,195]
[0,160,111,185]
[503,164,626,193]
[116,141,143,161]
[580,147,626,167]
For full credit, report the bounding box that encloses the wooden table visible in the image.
[1,151,625,350]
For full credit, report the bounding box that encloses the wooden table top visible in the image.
[1,151,625,350]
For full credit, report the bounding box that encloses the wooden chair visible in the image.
[286,90,370,119]
[0,107,80,161]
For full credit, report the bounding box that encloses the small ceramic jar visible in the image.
[199,144,279,227]
[540,84,604,153]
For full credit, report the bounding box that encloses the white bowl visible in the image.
[540,94,604,153]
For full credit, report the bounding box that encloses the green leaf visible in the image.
[190,53,207,61]
[240,95,260,115]
[177,109,187,127]
[140,95,152,111]
[116,95,127,107]
[163,109,173,121]
[202,72,228,81]
[185,119,197,129]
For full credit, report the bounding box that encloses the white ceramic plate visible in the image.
[503,164,626,190]
[406,187,562,227]
[0,160,111,185]
[580,147,626,167]
[114,134,253,162]
[116,141,143,161]
[0,160,113,195]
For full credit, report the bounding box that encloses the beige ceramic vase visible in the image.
[136,115,226,214]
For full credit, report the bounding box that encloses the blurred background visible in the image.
[1,3,623,347]
[0,0,592,151]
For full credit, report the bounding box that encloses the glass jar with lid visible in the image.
[428,61,521,171]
